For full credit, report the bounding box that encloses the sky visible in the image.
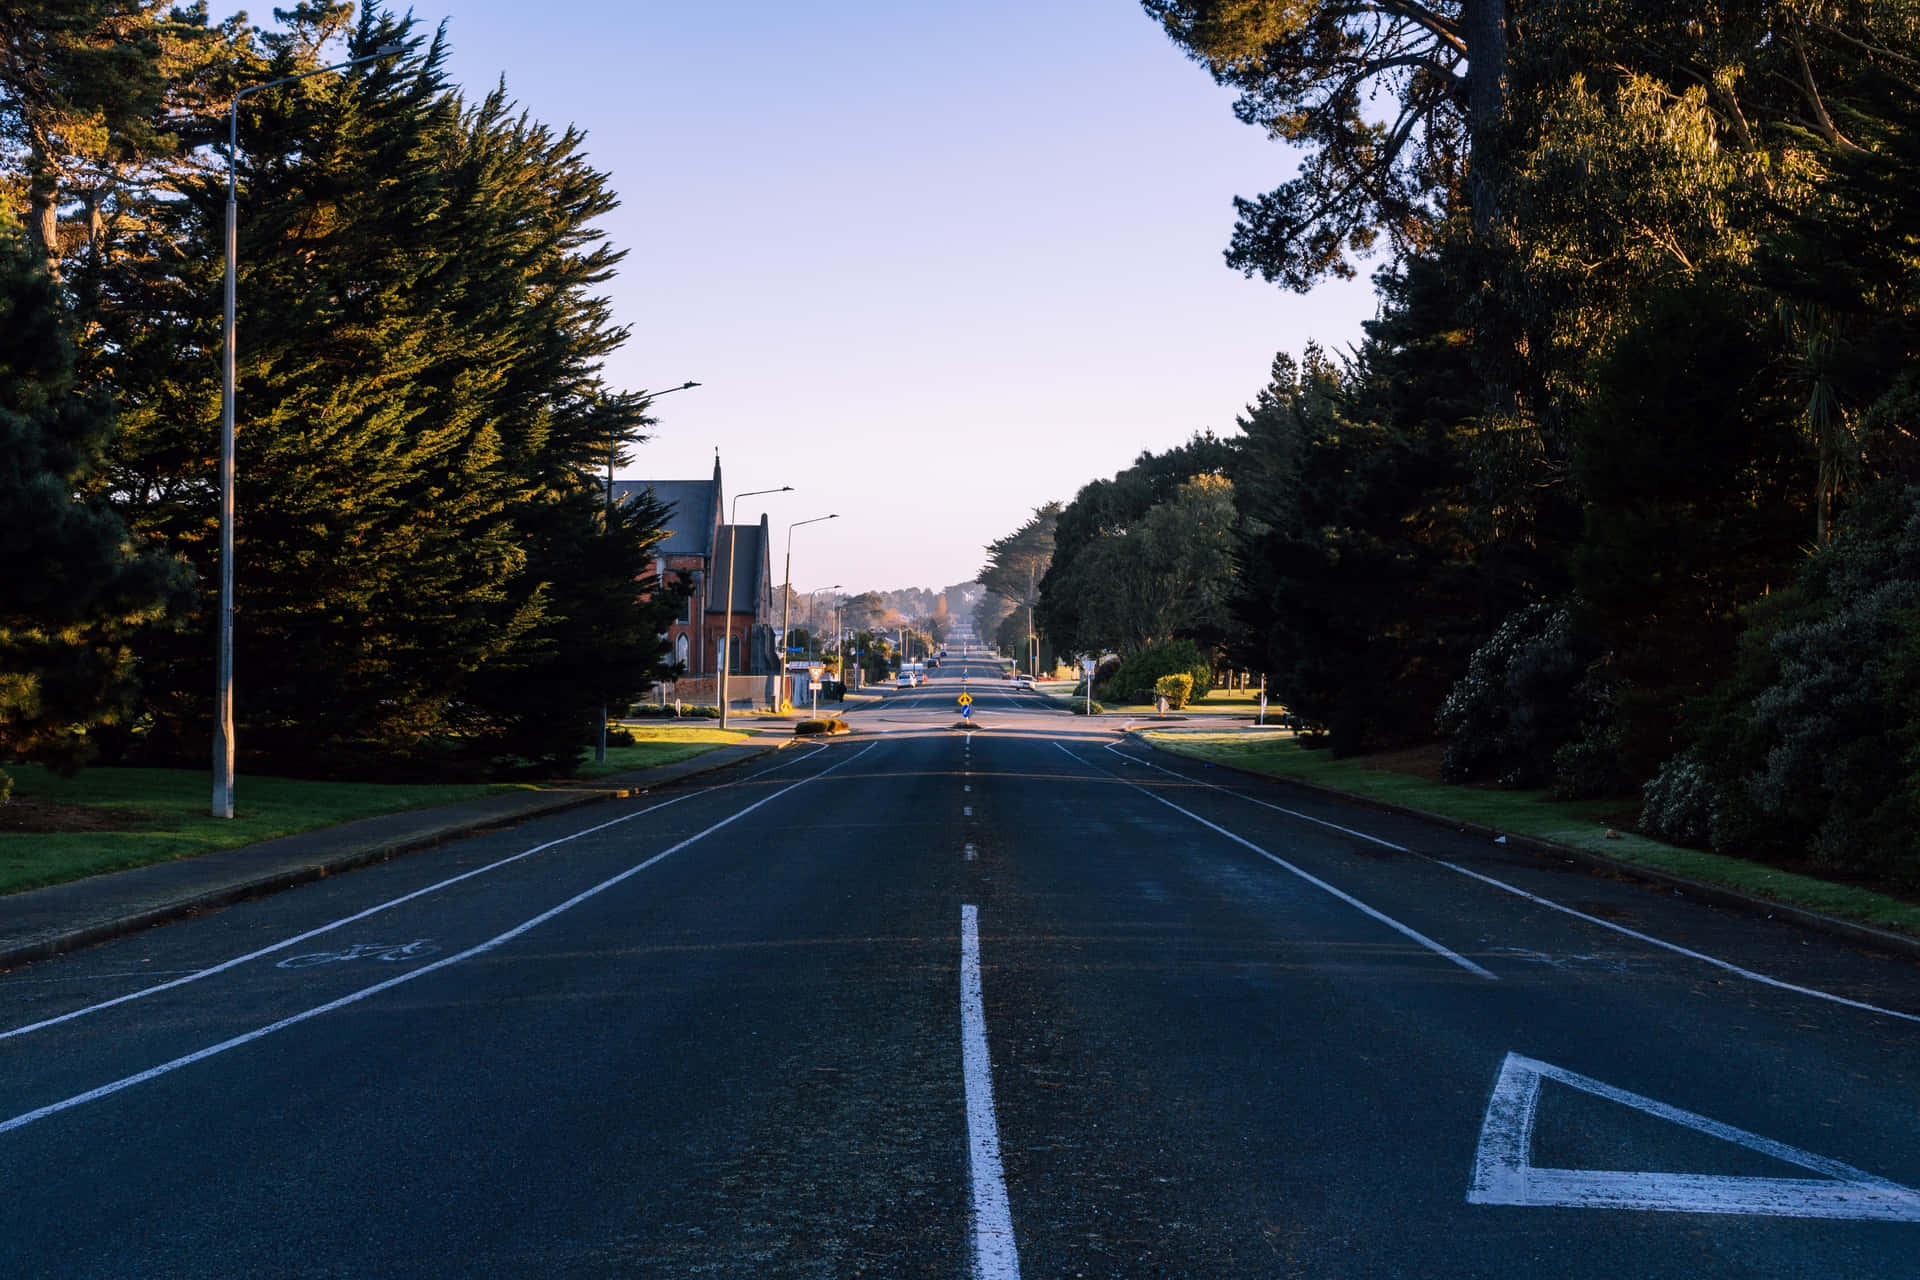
[425,0,1380,592]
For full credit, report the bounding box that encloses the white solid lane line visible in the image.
[0,744,831,1045]
[1108,741,1920,1024]
[961,904,1020,1279]
[1057,744,1495,980]
[1434,859,1920,1025]
[0,745,875,1138]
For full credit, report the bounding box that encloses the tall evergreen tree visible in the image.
[0,207,187,792]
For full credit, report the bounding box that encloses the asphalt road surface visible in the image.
[3,640,1917,1277]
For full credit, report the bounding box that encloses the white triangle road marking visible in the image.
[1468,1052,1920,1220]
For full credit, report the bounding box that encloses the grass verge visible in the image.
[1139,729,1920,938]
[0,766,526,897]
[574,725,748,779]
[1,725,748,896]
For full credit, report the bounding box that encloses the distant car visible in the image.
[897,673,915,688]
[1014,676,1035,691]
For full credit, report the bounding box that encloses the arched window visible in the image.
[675,634,689,666]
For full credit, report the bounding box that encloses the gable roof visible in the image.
[613,478,717,559]
[707,522,767,614]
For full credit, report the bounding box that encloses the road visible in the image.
[2,640,1917,1277]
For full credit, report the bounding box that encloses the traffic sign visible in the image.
[957,693,973,706]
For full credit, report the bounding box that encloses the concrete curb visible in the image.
[0,740,789,973]
[1128,731,1920,963]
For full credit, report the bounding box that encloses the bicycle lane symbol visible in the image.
[276,940,442,969]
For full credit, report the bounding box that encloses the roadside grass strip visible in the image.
[0,746,829,1045]
[1138,730,1920,938]
[1113,743,1920,1026]
[960,904,1020,1279]
[1056,744,1495,980]
[0,743,871,1138]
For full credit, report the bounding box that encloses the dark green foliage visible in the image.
[1230,256,1485,755]
[1437,602,1596,789]
[84,9,677,778]
[1641,485,1920,885]
[0,208,189,788]
[1038,433,1232,658]
[1569,278,1809,782]
[1101,638,1212,705]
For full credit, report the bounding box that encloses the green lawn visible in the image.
[0,724,748,896]
[573,725,748,778]
[1139,730,1920,938]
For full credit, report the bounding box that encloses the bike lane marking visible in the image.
[0,743,875,1138]
[1058,744,1495,980]
[961,904,1020,1279]
[1105,741,1920,1025]
[0,746,829,1045]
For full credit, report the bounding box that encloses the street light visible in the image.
[607,381,701,514]
[804,585,841,660]
[598,379,701,763]
[779,514,838,691]
[214,40,406,820]
[717,485,792,727]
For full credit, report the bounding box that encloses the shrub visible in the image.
[794,718,850,736]
[606,724,636,747]
[1437,602,1600,788]
[1154,673,1194,709]
[1103,640,1213,704]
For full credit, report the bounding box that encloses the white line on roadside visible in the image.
[1107,742,1920,1024]
[1434,859,1920,1025]
[0,748,829,1045]
[961,904,1020,1278]
[0,744,874,1137]
[1058,744,1495,980]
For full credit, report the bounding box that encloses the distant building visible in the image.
[613,456,779,704]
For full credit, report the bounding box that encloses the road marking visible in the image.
[963,806,973,817]
[0,745,877,1139]
[960,904,1021,1277]
[0,745,831,1044]
[965,844,978,861]
[1469,1052,1920,1220]
[1108,742,1920,1025]
[1433,859,1920,1026]
[964,784,972,792]
[1058,744,1494,980]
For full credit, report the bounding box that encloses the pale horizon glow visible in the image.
[430,0,1379,592]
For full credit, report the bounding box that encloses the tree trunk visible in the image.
[1463,0,1510,238]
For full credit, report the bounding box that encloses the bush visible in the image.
[628,704,721,719]
[1437,602,1601,788]
[606,724,636,747]
[1102,640,1213,704]
[1154,673,1194,709]
[1653,484,1920,884]
[794,718,850,736]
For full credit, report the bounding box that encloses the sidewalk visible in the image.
[0,738,789,973]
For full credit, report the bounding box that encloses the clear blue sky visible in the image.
[428,0,1378,592]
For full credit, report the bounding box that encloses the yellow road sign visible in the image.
[957,693,974,706]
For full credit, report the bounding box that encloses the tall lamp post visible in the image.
[779,514,838,698]
[717,486,792,728]
[805,585,841,660]
[598,379,701,763]
[214,41,405,820]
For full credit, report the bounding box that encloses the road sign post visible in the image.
[1080,656,1097,717]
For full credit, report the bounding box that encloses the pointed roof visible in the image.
[708,518,769,614]
[613,455,722,560]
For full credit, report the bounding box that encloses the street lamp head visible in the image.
[374,42,407,56]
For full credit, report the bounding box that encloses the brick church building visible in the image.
[612,456,780,708]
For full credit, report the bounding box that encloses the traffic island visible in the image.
[793,718,852,736]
